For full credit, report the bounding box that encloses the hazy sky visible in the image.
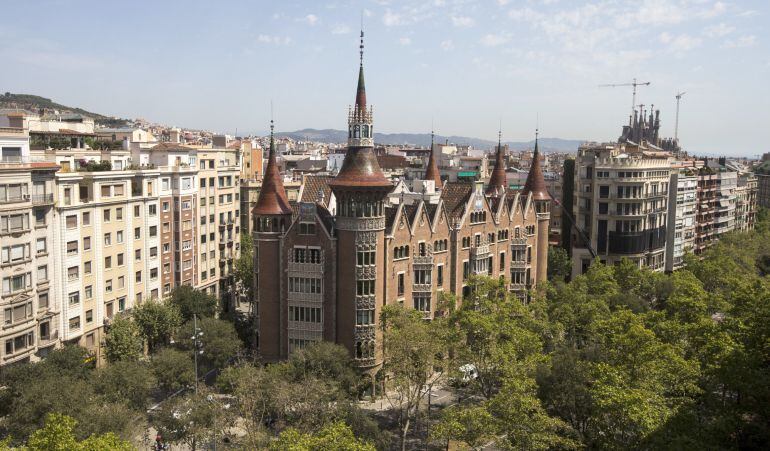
[1,0,767,156]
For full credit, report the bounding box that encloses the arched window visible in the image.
[362,125,369,138]
[405,245,410,257]
[356,342,363,359]
[354,125,360,138]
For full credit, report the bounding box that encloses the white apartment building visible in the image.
[665,171,697,271]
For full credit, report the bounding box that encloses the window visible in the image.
[356,250,375,266]
[118,297,126,312]
[437,265,444,286]
[414,294,430,312]
[105,256,112,269]
[118,276,125,288]
[163,243,170,253]
[150,268,158,280]
[105,279,112,293]
[84,261,92,274]
[85,309,93,323]
[106,302,114,319]
[116,208,123,220]
[66,215,78,228]
[148,204,157,216]
[67,266,79,281]
[104,233,111,246]
[500,252,505,271]
[69,316,80,330]
[116,230,124,244]
[117,253,124,266]
[162,179,170,191]
[299,223,316,235]
[397,273,405,296]
[182,240,192,251]
[288,277,322,294]
[135,249,141,261]
[182,200,191,209]
[163,222,170,233]
[135,227,141,239]
[134,205,140,217]
[162,201,170,211]
[356,279,375,295]
[83,212,90,228]
[68,291,80,305]
[103,208,111,222]
[67,240,78,255]
[463,261,470,281]
[414,269,431,285]
[83,236,91,250]
[136,271,142,283]
[2,273,31,295]
[85,285,92,299]
[289,306,323,323]
[149,226,157,237]
[1,243,29,263]
[38,292,49,309]
[599,202,608,214]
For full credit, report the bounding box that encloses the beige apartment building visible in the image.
[1,125,60,365]
[0,110,245,368]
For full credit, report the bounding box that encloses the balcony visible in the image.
[510,238,528,247]
[608,226,666,254]
[470,243,490,259]
[38,330,59,347]
[31,193,54,205]
[412,283,432,292]
[0,194,29,205]
[510,260,528,269]
[412,254,433,266]
[509,282,527,291]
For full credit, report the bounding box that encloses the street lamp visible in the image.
[192,314,204,394]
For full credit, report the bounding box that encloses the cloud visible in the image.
[257,34,292,45]
[434,0,446,6]
[480,32,510,47]
[331,24,350,35]
[451,16,475,27]
[383,9,403,26]
[698,1,727,19]
[440,39,454,51]
[722,35,757,48]
[704,23,734,38]
[399,37,411,46]
[659,32,701,54]
[302,14,319,26]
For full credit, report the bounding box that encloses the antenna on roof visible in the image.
[359,11,365,66]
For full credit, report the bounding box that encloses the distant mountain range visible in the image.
[0,93,131,127]
[278,128,584,153]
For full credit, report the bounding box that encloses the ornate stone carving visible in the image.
[354,325,376,340]
[355,231,377,244]
[356,295,375,309]
[355,266,376,279]
[336,216,385,231]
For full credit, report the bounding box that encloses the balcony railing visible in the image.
[412,255,433,266]
[470,243,490,258]
[39,330,59,346]
[412,283,432,292]
[31,193,54,205]
[510,260,528,269]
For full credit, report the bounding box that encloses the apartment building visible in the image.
[195,147,241,302]
[665,170,697,271]
[572,140,672,276]
[0,111,245,367]
[1,126,59,365]
[735,173,757,232]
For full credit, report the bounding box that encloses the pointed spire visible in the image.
[522,128,550,201]
[425,128,442,187]
[253,119,292,216]
[486,127,507,195]
[355,28,366,112]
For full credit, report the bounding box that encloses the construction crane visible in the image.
[598,78,651,116]
[674,91,686,141]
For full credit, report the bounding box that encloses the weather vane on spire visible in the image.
[359,13,365,66]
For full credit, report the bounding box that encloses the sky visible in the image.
[1,0,768,156]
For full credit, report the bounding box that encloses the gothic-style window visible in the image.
[356,341,363,359]
[354,125,360,138]
[363,125,369,138]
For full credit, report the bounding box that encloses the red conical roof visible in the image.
[522,138,550,201]
[253,123,292,216]
[486,138,507,195]
[425,132,442,187]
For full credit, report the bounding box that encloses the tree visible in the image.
[103,316,143,362]
[286,341,362,396]
[381,304,448,451]
[132,300,181,353]
[234,232,255,303]
[169,285,218,321]
[270,421,375,451]
[431,405,496,449]
[20,413,133,451]
[151,347,195,393]
[175,317,242,371]
[152,387,235,451]
[547,246,572,282]
[93,360,155,410]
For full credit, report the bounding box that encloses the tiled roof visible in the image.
[151,142,193,152]
[300,175,334,205]
[440,182,473,219]
[522,141,550,201]
[384,205,399,233]
[404,203,419,227]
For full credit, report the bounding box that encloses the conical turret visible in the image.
[424,130,442,188]
[522,131,550,202]
[486,129,507,195]
[253,120,292,216]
